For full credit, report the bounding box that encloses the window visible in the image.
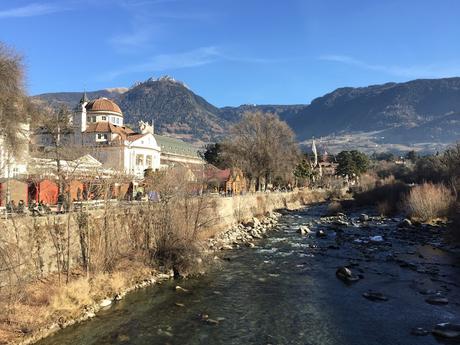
[136,154,144,166]
[146,155,152,167]
[96,133,108,141]
[102,116,107,121]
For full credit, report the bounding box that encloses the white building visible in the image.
[0,123,30,179]
[34,94,162,178]
[33,93,204,178]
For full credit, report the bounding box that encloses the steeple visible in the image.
[312,138,318,167]
[79,91,89,104]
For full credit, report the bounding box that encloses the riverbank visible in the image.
[35,203,460,345]
[0,189,327,345]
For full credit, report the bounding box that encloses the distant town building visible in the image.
[205,166,247,194]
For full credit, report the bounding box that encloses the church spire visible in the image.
[79,91,89,104]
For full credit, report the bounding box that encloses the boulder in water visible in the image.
[359,214,369,222]
[398,219,412,228]
[297,226,311,235]
[425,295,448,305]
[362,291,388,301]
[336,266,360,283]
[432,323,460,339]
[205,318,220,325]
[99,298,112,308]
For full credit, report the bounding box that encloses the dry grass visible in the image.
[405,183,455,222]
[89,272,126,301]
[50,278,92,317]
[359,173,378,192]
[0,263,153,344]
[354,181,409,215]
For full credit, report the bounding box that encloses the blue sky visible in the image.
[1,0,460,106]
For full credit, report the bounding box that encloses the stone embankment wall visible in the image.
[0,189,326,282]
[213,189,326,231]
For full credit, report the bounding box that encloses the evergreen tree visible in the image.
[336,150,369,177]
[201,143,227,169]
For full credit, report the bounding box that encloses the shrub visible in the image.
[354,181,410,215]
[405,183,455,222]
[377,200,393,216]
[414,156,448,184]
[359,173,378,192]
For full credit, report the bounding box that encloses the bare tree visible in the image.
[35,105,78,192]
[0,42,39,210]
[222,111,300,190]
[0,43,31,154]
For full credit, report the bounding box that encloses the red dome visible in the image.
[86,98,122,116]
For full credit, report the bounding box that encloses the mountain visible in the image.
[33,76,228,144]
[285,78,460,143]
[117,76,226,142]
[33,88,128,109]
[33,76,460,152]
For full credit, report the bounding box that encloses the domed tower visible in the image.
[85,98,123,126]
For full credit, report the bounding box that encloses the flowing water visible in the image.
[38,204,460,345]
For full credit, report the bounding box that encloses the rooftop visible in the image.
[153,134,200,158]
[86,98,123,116]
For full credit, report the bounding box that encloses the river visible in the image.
[37,203,460,345]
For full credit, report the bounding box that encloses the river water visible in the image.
[38,204,460,345]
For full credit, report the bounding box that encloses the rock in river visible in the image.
[398,219,412,228]
[362,291,388,301]
[359,214,369,222]
[336,266,360,283]
[425,295,449,305]
[99,298,112,308]
[316,230,327,238]
[432,323,460,339]
[297,226,311,235]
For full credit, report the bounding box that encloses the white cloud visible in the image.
[0,3,65,18]
[319,54,460,79]
[103,46,221,80]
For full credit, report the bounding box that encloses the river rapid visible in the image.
[37,203,460,345]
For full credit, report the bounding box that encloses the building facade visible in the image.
[33,94,204,178]
[0,123,30,179]
[33,95,162,178]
